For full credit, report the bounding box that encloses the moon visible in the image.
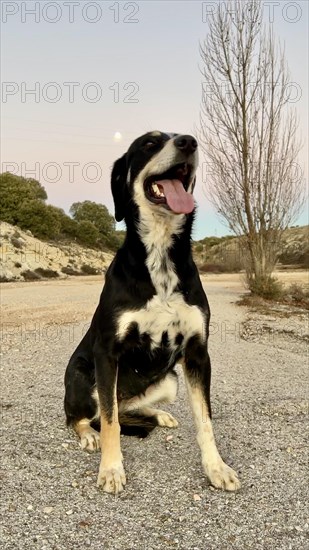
[114,131,122,142]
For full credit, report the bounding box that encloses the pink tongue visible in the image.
[157,179,194,214]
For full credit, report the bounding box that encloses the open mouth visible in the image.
[144,162,195,214]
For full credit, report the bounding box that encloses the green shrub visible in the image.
[75,220,100,247]
[81,264,98,275]
[34,268,59,278]
[18,201,61,239]
[21,270,42,281]
[0,172,47,225]
[248,276,283,300]
[199,263,225,273]
[285,283,309,305]
[61,266,81,276]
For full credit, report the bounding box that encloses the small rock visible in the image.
[79,518,92,528]
[71,481,78,488]
[43,507,53,514]
[193,494,202,501]
[166,435,173,442]
[66,509,73,515]
[27,505,33,511]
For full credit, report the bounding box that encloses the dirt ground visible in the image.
[1,273,308,549]
[1,270,308,328]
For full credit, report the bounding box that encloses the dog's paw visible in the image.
[156,411,179,428]
[80,428,100,452]
[97,465,126,494]
[207,461,241,491]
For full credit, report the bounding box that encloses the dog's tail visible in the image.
[118,412,159,438]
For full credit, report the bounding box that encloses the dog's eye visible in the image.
[144,141,156,150]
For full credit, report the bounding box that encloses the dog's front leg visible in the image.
[94,348,126,494]
[183,337,240,491]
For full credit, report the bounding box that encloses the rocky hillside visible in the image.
[193,225,309,272]
[1,221,308,282]
[0,221,114,282]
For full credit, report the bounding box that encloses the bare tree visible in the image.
[199,0,304,290]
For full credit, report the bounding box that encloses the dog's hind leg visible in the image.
[64,354,100,452]
[74,418,100,451]
[120,371,179,428]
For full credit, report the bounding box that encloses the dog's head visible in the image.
[111,131,199,222]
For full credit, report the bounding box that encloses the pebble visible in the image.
[43,507,53,514]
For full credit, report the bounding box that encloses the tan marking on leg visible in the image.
[119,372,178,413]
[119,374,179,428]
[74,418,100,452]
[140,406,178,428]
[97,375,126,494]
[184,379,240,491]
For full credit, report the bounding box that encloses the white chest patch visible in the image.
[117,292,205,352]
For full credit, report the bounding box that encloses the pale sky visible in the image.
[1,0,308,239]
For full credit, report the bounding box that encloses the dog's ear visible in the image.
[111,154,129,222]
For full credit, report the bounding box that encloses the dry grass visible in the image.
[238,282,309,314]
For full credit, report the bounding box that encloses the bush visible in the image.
[248,276,283,300]
[21,270,42,281]
[34,268,59,278]
[18,201,61,239]
[0,172,47,225]
[285,283,309,307]
[199,263,225,273]
[80,264,99,275]
[76,220,100,247]
[70,200,115,238]
[14,262,22,268]
[61,266,81,276]
[58,212,79,240]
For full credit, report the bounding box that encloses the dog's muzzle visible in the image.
[143,135,198,214]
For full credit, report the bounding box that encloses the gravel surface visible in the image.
[1,276,308,550]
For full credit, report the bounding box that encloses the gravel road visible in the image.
[1,276,308,550]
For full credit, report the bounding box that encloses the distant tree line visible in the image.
[0,172,122,250]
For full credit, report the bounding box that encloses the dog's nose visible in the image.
[174,135,198,155]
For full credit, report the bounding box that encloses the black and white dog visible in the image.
[64,131,240,494]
